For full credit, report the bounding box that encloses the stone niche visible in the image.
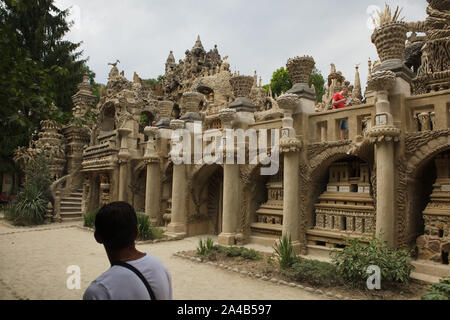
[416,153,450,264]
[250,166,284,238]
[308,159,375,247]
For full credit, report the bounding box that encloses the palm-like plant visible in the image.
[273,235,297,269]
[372,4,404,27]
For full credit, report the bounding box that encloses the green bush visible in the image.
[281,257,342,287]
[422,276,450,300]
[332,237,415,288]
[196,239,262,261]
[219,246,262,260]
[5,153,52,226]
[136,213,165,241]
[273,235,297,269]
[83,210,97,228]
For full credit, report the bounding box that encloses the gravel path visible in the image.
[0,221,325,300]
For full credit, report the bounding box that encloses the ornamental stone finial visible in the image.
[170,119,185,130]
[285,56,316,99]
[144,126,160,139]
[286,56,315,85]
[229,75,256,112]
[230,75,254,98]
[181,92,204,115]
[158,100,174,119]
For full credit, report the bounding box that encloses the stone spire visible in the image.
[165,51,176,73]
[353,64,363,101]
[72,73,96,118]
[192,35,205,52]
[166,50,175,64]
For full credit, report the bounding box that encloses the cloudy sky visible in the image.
[55,0,428,89]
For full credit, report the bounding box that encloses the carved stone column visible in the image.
[53,190,62,222]
[367,70,400,246]
[218,108,239,246]
[167,119,187,236]
[144,126,161,225]
[99,173,111,207]
[278,93,302,252]
[118,127,132,202]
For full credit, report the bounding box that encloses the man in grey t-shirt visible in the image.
[83,202,172,300]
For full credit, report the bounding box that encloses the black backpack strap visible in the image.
[112,261,157,300]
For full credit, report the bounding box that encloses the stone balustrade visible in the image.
[308,104,376,142]
[406,89,450,132]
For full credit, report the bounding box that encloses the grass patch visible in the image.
[196,237,262,261]
[281,257,343,287]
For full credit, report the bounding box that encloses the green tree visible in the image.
[143,75,164,89]
[0,0,92,173]
[2,0,87,112]
[309,67,326,103]
[268,67,292,97]
[266,67,325,102]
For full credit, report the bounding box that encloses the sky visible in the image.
[54,0,428,89]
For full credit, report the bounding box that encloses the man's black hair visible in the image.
[95,202,138,250]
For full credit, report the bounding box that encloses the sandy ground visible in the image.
[0,220,325,300]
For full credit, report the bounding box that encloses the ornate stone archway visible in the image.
[303,144,376,250]
[405,129,450,177]
[403,131,450,260]
[188,163,224,235]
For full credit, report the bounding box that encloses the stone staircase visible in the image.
[411,260,450,284]
[59,189,83,221]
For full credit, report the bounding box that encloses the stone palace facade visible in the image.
[17,1,450,268]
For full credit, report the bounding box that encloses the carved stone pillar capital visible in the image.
[280,136,302,153]
[143,156,160,165]
[219,108,236,128]
[144,126,160,139]
[170,119,185,130]
[367,70,396,92]
[368,125,401,144]
[277,93,300,116]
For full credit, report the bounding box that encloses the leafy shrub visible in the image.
[281,257,342,287]
[273,235,297,269]
[83,210,97,228]
[422,276,450,300]
[5,153,51,226]
[136,213,165,241]
[332,237,415,288]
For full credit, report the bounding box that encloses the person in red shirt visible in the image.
[332,89,348,109]
[332,88,350,140]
